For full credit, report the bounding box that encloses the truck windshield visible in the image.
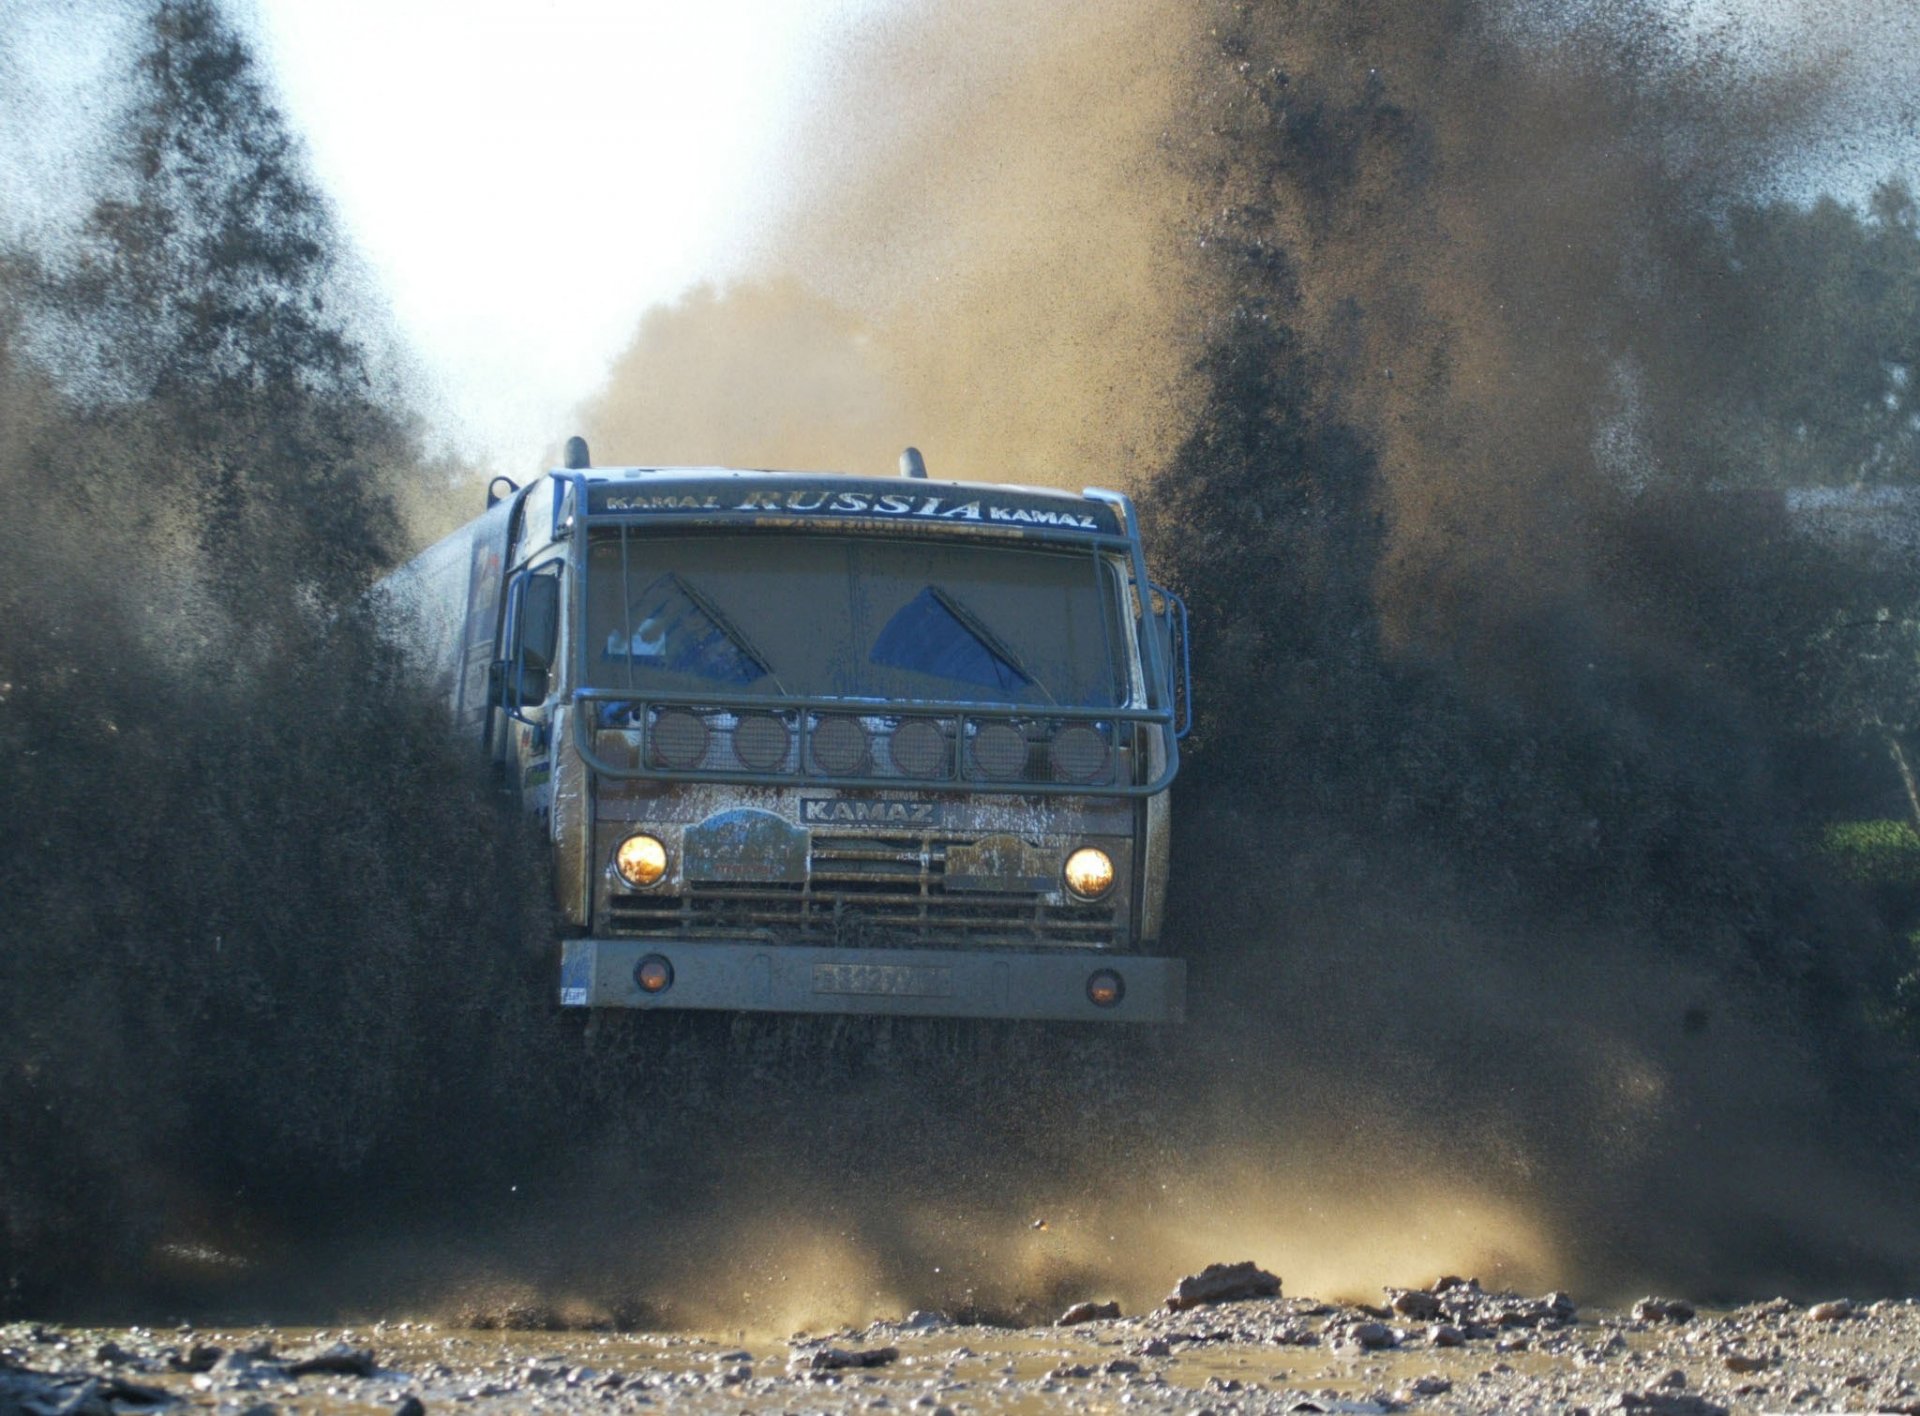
[585,531,1129,707]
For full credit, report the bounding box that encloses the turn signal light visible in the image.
[1087,969,1125,1008]
[635,954,674,994]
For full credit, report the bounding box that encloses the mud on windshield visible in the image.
[584,531,1130,707]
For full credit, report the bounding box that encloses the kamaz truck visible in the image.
[377,440,1190,1022]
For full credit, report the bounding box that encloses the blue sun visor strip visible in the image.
[868,586,1031,694]
[601,573,766,686]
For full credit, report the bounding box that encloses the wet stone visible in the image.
[1058,1300,1122,1325]
[1342,1322,1396,1351]
[98,1375,172,1406]
[286,1345,376,1378]
[804,1346,899,1372]
[1807,1299,1854,1321]
[1388,1290,1441,1320]
[1165,1260,1282,1312]
[1604,1393,1728,1415]
[1429,1323,1466,1347]
[1631,1298,1696,1324]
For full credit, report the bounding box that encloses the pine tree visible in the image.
[42,0,408,621]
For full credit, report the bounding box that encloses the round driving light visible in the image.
[811,714,871,775]
[889,718,949,778]
[615,833,668,888]
[1063,846,1115,900]
[971,721,1029,780]
[1086,968,1125,1008]
[650,708,710,769]
[1050,724,1110,783]
[635,954,674,994]
[732,711,791,770]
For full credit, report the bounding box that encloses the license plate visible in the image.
[812,962,953,998]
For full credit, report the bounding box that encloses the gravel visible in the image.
[4,1280,1918,1414]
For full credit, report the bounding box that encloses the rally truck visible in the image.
[376,439,1190,1022]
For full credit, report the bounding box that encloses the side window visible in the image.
[501,563,562,714]
[521,570,560,678]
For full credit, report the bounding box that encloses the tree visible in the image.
[1648,183,1920,489]
[29,0,409,624]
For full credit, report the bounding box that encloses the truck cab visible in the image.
[380,448,1190,1022]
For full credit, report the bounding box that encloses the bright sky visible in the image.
[250,0,884,475]
[206,0,1920,483]
[4,0,1912,485]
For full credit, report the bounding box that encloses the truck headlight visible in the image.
[615,833,668,888]
[1063,846,1114,900]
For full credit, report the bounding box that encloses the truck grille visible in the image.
[604,832,1114,948]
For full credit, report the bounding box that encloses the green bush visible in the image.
[1819,819,1920,884]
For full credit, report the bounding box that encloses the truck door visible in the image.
[497,560,563,812]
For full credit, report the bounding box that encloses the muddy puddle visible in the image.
[8,1285,1920,1415]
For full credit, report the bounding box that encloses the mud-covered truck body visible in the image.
[377,450,1190,1022]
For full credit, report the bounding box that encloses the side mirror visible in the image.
[515,661,550,705]
[1148,584,1192,740]
[490,658,550,712]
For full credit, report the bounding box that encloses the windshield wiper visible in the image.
[671,572,789,693]
[930,584,1055,705]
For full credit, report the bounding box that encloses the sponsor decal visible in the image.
[800,797,944,826]
[589,481,1111,533]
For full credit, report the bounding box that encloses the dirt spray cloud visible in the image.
[561,0,1920,1317]
[8,0,1920,1324]
[582,0,1199,486]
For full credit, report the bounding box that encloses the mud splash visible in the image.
[581,0,1198,487]
[8,0,1920,1328]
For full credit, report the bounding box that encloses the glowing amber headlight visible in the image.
[615,833,668,888]
[1063,846,1115,900]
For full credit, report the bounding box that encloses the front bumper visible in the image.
[559,939,1185,1023]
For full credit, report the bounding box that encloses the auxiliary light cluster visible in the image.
[639,705,1114,785]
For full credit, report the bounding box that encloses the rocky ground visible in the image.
[6,1267,1919,1416]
